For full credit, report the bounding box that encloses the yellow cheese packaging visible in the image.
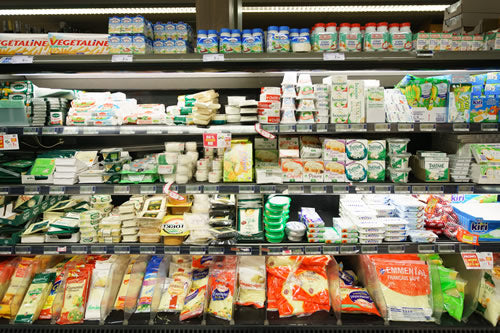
[223,139,253,182]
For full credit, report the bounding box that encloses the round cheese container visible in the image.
[388,167,411,183]
[387,138,410,154]
[388,153,411,169]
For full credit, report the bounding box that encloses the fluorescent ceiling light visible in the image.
[242,5,449,13]
[0,7,196,15]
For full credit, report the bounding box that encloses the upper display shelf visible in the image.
[1,51,500,73]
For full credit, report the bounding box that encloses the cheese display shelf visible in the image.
[0,183,491,195]
[2,123,498,136]
[1,51,500,72]
[0,239,489,255]
[1,33,500,333]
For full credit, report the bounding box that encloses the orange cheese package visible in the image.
[338,263,380,316]
[207,256,237,321]
[369,256,433,322]
[0,259,18,301]
[0,257,39,319]
[266,255,331,318]
[56,266,92,325]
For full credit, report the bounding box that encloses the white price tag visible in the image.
[374,123,391,132]
[323,52,345,61]
[11,55,33,64]
[112,54,133,62]
[83,128,98,135]
[0,134,19,150]
[119,127,135,135]
[462,252,493,269]
[63,127,79,135]
[203,53,224,62]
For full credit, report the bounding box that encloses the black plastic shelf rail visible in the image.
[1,51,500,72]
[1,240,492,256]
[0,182,491,195]
[3,123,499,136]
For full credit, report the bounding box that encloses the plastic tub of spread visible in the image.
[388,153,411,169]
[387,138,410,155]
[408,230,438,243]
[266,232,284,243]
[101,148,122,162]
[384,229,407,237]
[287,234,303,242]
[388,167,411,183]
[265,223,285,233]
[264,212,285,222]
[267,196,291,209]
[265,203,286,215]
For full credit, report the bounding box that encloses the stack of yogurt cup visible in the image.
[159,141,198,184]
[196,147,224,183]
[386,138,411,183]
[263,195,291,243]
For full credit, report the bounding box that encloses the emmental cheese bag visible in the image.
[14,271,57,324]
[370,256,433,322]
[236,256,266,308]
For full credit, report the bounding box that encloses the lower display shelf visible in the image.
[0,312,495,332]
[0,182,488,195]
[2,240,488,255]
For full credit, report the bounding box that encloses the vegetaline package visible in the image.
[14,271,57,324]
[207,256,238,321]
[369,255,434,322]
[236,256,266,308]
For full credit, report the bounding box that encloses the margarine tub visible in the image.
[388,167,411,183]
[388,153,411,169]
[387,138,410,154]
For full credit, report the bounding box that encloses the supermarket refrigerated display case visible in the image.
[0,50,499,332]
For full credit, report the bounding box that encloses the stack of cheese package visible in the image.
[178,90,221,126]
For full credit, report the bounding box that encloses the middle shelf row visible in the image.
[0,183,485,195]
[0,241,481,255]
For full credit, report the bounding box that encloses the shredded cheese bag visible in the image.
[56,266,92,325]
[180,285,207,321]
[372,258,433,322]
[207,258,237,321]
[340,287,380,316]
[237,257,266,308]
